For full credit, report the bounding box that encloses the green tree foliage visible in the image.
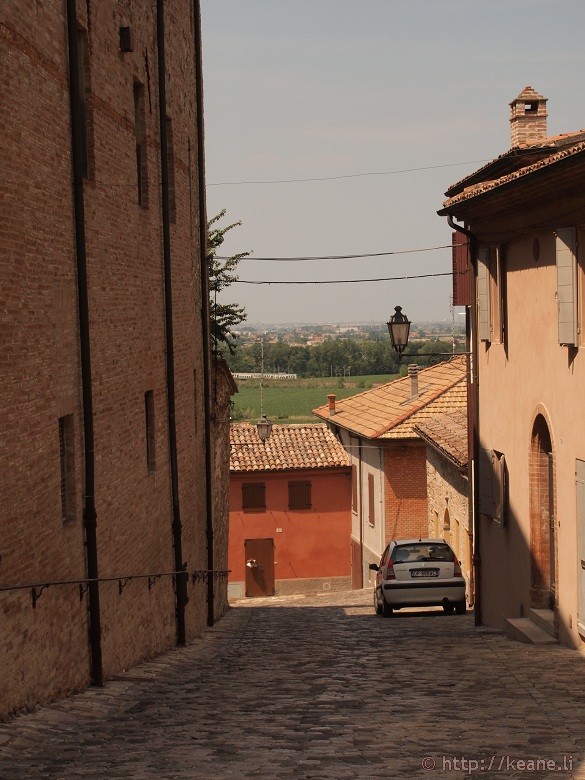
[207,210,249,354]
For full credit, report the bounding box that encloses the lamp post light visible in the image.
[256,414,272,442]
[387,306,411,356]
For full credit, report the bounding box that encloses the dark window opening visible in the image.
[288,480,312,510]
[134,82,148,207]
[59,415,76,523]
[242,482,266,511]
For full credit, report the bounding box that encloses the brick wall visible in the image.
[0,0,212,718]
[383,444,428,542]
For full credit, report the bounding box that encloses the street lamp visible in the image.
[256,414,272,442]
[387,306,411,356]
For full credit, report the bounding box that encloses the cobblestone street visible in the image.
[1,589,585,779]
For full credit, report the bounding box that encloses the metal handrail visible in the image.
[0,569,231,608]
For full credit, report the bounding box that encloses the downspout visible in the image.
[65,0,103,686]
[447,216,481,626]
[156,0,187,645]
[192,0,215,627]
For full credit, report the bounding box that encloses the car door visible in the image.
[376,545,389,594]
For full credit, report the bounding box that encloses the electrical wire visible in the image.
[207,159,490,186]
[216,242,468,262]
[234,271,455,285]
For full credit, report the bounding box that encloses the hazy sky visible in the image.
[201,0,585,326]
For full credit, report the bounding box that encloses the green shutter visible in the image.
[556,228,578,346]
[477,246,491,342]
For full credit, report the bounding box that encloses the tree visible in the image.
[207,209,249,354]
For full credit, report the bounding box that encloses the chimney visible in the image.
[327,393,336,416]
[509,86,548,148]
[408,365,419,399]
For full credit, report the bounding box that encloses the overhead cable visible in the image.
[216,242,467,262]
[207,160,490,186]
[234,271,455,285]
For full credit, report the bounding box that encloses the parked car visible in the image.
[369,539,466,616]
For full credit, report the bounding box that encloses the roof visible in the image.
[439,131,585,214]
[313,357,467,441]
[230,423,351,473]
[413,408,468,470]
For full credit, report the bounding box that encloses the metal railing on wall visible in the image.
[0,569,231,609]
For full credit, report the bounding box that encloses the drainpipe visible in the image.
[65,0,103,686]
[448,216,481,626]
[192,0,215,627]
[156,0,187,645]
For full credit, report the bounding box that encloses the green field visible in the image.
[231,374,400,424]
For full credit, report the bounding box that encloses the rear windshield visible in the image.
[391,543,454,564]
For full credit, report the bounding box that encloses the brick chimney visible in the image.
[510,86,548,148]
[327,393,336,416]
[408,365,419,399]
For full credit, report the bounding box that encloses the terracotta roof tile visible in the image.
[313,356,467,440]
[230,423,351,473]
[414,409,468,469]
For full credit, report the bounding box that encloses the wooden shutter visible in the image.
[242,482,266,510]
[556,228,578,346]
[288,480,311,510]
[478,447,494,515]
[493,453,507,524]
[368,473,375,526]
[477,246,491,342]
[452,230,472,306]
[351,464,358,512]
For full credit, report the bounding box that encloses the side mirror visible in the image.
[369,563,379,571]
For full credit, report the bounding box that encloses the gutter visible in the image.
[192,0,215,627]
[156,0,187,645]
[447,216,481,625]
[66,0,103,686]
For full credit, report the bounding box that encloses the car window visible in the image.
[390,543,454,563]
[380,546,390,566]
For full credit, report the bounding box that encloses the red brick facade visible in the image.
[383,445,429,542]
[0,1,219,718]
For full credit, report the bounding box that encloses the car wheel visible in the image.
[374,589,383,615]
[382,595,393,617]
[455,600,466,615]
[443,603,455,614]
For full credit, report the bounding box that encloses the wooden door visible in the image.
[244,538,275,597]
[350,538,362,589]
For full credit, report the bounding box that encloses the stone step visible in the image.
[529,608,557,638]
[505,617,557,645]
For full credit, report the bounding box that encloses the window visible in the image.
[477,245,505,344]
[145,390,156,473]
[59,415,76,523]
[166,116,176,223]
[134,82,148,207]
[368,473,375,527]
[242,482,266,510]
[479,447,507,524]
[351,464,358,512]
[288,480,311,510]
[556,227,578,346]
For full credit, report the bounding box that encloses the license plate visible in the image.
[411,569,439,578]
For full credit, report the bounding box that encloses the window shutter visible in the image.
[452,230,472,306]
[368,473,375,526]
[242,482,266,510]
[556,228,578,346]
[288,480,311,510]
[493,453,506,524]
[477,246,491,342]
[351,464,357,512]
[479,447,494,515]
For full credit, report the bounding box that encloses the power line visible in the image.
[216,242,466,262]
[234,271,455,285]
[207,159,489,186]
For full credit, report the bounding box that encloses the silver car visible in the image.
[370,539,466,616]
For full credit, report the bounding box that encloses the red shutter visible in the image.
[452,230,472,306]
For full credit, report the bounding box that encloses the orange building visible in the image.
[229,425,351,598]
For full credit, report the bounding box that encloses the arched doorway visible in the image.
[529,414,556,609]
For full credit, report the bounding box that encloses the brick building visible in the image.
[313,359,467,588]
[0,1,224,718]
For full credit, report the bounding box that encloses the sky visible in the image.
[201,0,585,326]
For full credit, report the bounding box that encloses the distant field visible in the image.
[231,374,399,423]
